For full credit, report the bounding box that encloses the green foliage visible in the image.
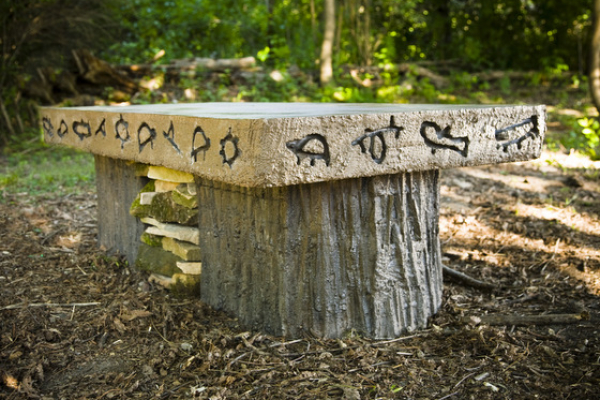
[100,0,593,79]
[569,117,600,160]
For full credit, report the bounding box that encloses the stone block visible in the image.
[147,166,195,183]
[42,103,545,188]
[176,262,202,275]
[155,180,181,192]
[131,191,198,225]
[140,232,163,247]
[142,218,200,245]
[149,273,173,288]
[135,243,183,277]
[140,192,158,205]
[171,189,198,209]
[171,273,201,297]
[162,237,202,261]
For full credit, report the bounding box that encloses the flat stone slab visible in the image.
[42,103,545,187]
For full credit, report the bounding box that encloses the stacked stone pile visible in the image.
[130,165,202,296]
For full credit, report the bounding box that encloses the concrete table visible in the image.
[42,103,545,338]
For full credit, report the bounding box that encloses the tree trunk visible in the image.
[589,0,600,112]
[320,0,335,85]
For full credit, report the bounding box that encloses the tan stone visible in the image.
[148,273,173,288]
[41,103,546,188]
[140,191,158,205]
[176,262,202,275]
[142,218,200,245]
[162,237,202,260]
[147,166,194,183]
[154,180,181,192]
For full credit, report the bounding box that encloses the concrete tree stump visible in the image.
[42,103,545,338]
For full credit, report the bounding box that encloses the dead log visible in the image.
[72,49,137,93]
[463,312,589,327]
[117,56,258,78]
[170,56,256,71]
[397,63,449,88]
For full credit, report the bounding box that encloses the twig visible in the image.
[453,372,476,389]
[373,332,427,346]
[269,338,304,348]
[463,312,589,327]
[437,391,460,400]
[1,301,100,311]
[442,264,496,291]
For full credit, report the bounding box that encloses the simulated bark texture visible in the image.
[197,171,443,339]
[95,155,147,266]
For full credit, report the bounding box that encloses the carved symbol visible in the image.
[352,116,404,164]
[42,117,54,137]
[72,120,92,141]
[57,120,68,137]
[137,122,156,152]
[191,126,210,162]
[286,134,331,167]
[162,121,181,155]
[219,129,241,167]
[419,121,469,157]
[495,115,540,153]
[115,115,130,149]
[95,119,106,136]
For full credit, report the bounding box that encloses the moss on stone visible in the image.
[132,191,198,225]
[135,243,183,277]
[141,232,163,247]
[170,273,201,297]
[172,189,198,209]
[130,180,156,217]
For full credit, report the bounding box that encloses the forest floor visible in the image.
[1,105,600,398]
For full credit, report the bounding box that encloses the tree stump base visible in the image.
[197,171,443,338]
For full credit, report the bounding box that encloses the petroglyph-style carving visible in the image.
[138,122,156,152]
[73,120,92,141]
[115,115,130,149]
[286,134,331,166]
[191,126,211,162]
[220,129,241,167]
[352,116,404,164]
[42,117,54,137]
[162,121,182,155]
[420,121,469,157]
[95,119,106,136]
[57,120,68,138]
[495,115,540,152]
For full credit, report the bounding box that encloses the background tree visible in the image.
[320,0,336,84]
[590,0,600,112]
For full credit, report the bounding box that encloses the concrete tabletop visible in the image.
[42,102,545,187]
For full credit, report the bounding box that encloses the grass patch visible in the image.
[0,134,95,202]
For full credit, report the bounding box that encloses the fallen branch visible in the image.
[1,302,101,311]
[397,63,449,88]
[442,264,496,291]
[463,312,589,327]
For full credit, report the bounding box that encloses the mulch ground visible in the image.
[1,150,599,399]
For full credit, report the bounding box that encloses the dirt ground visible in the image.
[1,149,599,399]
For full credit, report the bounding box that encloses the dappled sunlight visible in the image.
[513,202,600,239]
